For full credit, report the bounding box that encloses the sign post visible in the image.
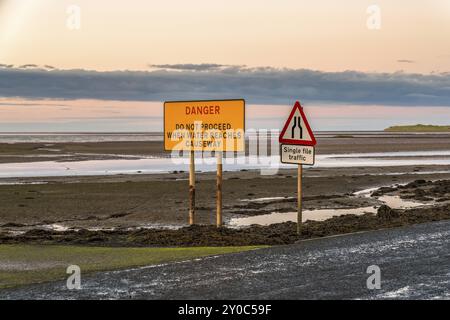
[279,101,317,234]
[297,165,302,234]
[164,99,245,226]
[216,151,223,227]
[189,150,195,225]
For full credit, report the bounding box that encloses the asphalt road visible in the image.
[2,220,450,299]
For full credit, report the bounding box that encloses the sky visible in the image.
[0,0,449,131]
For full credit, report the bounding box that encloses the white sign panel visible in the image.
[280,144,315,165]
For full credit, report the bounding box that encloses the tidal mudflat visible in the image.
[0,132,449,245]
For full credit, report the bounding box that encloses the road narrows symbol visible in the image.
[291,116,303,139]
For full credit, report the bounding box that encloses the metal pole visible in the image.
[189,150,195,225]
[216,151,223,227]
[297,164,303,235]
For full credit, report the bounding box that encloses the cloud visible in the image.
[0,102,70,107]
[18,64,39,69]
[1,65,450,106]
[149,63,233,71]
[397,59,415,64]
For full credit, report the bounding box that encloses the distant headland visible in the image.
[384,124,450,132]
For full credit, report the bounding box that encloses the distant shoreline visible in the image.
[385,124,450,132]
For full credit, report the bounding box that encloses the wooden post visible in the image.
[189,150,195,225]
[297,164,303,235]
[216,151,223,227]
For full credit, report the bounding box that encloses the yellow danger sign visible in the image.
[164,99,245,151]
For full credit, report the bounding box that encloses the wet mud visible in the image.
[1,201,448,247]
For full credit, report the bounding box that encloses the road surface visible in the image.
[1,220,450,299]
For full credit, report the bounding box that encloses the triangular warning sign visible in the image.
[279,101,316,146]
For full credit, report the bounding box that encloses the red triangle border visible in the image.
[279,101,317,146]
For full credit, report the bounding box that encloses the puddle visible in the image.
[351,184,426,208]
[308,170,450,178]
[229,184,428,227]
[1,222,184,235]
[378,195,425,209]
[0,181,48,186]
[353,187,381,197]
[85,224,183,232]
[326,150,450,158]
[124,224,184,231]
[42,224,70,232]
[229,206,377,226]
[240,196,294,203]
[36,148,61,152]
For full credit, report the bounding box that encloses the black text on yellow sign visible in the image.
[164,99,245,151]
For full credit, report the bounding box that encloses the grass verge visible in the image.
[0,244,263,289]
